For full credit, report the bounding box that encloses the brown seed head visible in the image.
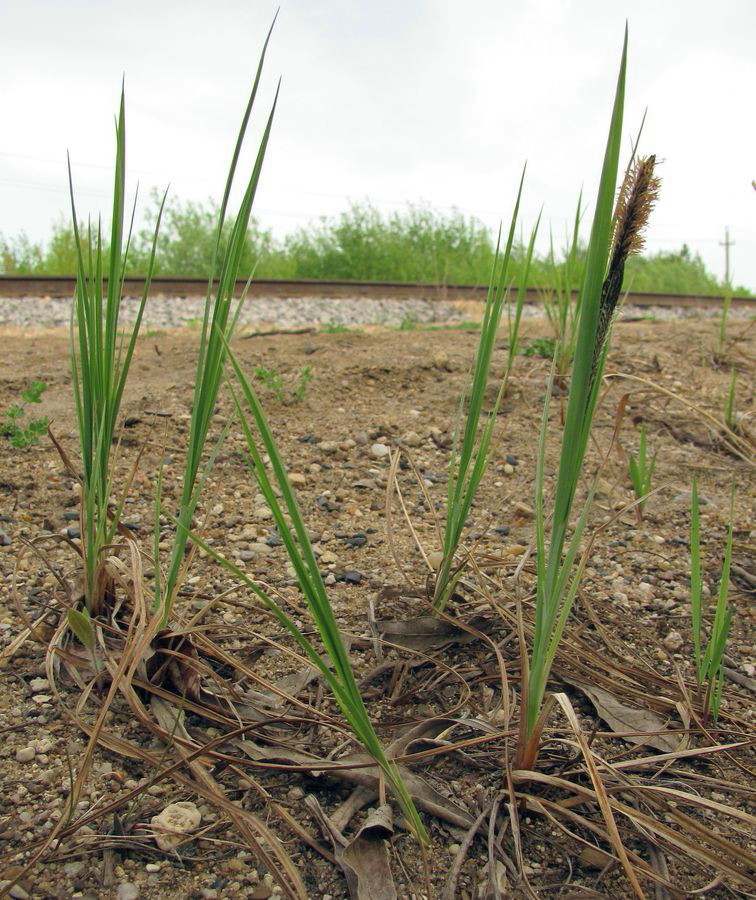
[610,154,661,265]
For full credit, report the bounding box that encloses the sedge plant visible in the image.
[689,477,734,722]
[517,30,662,769]
[155,23,279,628]
[173,334,428,844]
[68,86,166,616]
[432,171,540,610]
[627,423,657,520]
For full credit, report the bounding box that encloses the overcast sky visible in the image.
[2,0,754,290]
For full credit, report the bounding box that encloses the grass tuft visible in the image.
[67,85,166,614]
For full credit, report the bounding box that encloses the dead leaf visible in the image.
[564,677,679,753]
[376,616,477,652]
[307,797,397,900]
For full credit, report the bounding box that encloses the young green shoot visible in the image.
[156,23,279,628]
[68,85,166,615]
[254,364,313,404]
[689,477,734,722]
[627,423,657,520]
[724,366,737,431]
[432,168,532,610]
[544,194,584,377]
[522,336,556,360]
[1,381,49,448]
[518,30,662,769]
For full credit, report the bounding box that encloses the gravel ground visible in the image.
[0,316,753,898]
[0,294,752,329]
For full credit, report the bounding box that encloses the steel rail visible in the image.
[0,275,753,308]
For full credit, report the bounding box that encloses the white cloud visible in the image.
[1,0,754,288]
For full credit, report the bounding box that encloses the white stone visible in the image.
[151,801,202,851]
[116,885,139,900]
[370,443,390,459]
[663,631,684,651]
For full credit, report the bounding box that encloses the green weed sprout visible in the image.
[627,423,657,519]
[176,335,428,844]
[724,366,737,430]
[432,170,535,610]
[1,381,49,448]
[522,336,556,360]
[690,478,734,722]
[544,194,584,377]
[156,23,279,628]
[518,31,661,769]
[254,364,312,404]
[68,87,166,615]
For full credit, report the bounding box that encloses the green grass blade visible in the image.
[219,334,428,842]
[690,477,703,680]
[161,36,280,620]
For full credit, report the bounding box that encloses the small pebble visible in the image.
[0,885,29,900]
[116,884,139,900]
[64,862,85,877]
[15,747,36,763]
[370,442,390,459]
[663,631,684,651]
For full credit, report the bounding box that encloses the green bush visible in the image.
[2,200,751,296]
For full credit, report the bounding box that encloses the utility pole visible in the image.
[719,226,734,286]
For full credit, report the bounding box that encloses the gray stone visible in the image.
[116,884,139,900]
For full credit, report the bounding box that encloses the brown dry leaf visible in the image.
[306,796,397,900]
[563,677,679,753]
[376,616,476,652]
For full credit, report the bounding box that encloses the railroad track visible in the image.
[0,275,753,309]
